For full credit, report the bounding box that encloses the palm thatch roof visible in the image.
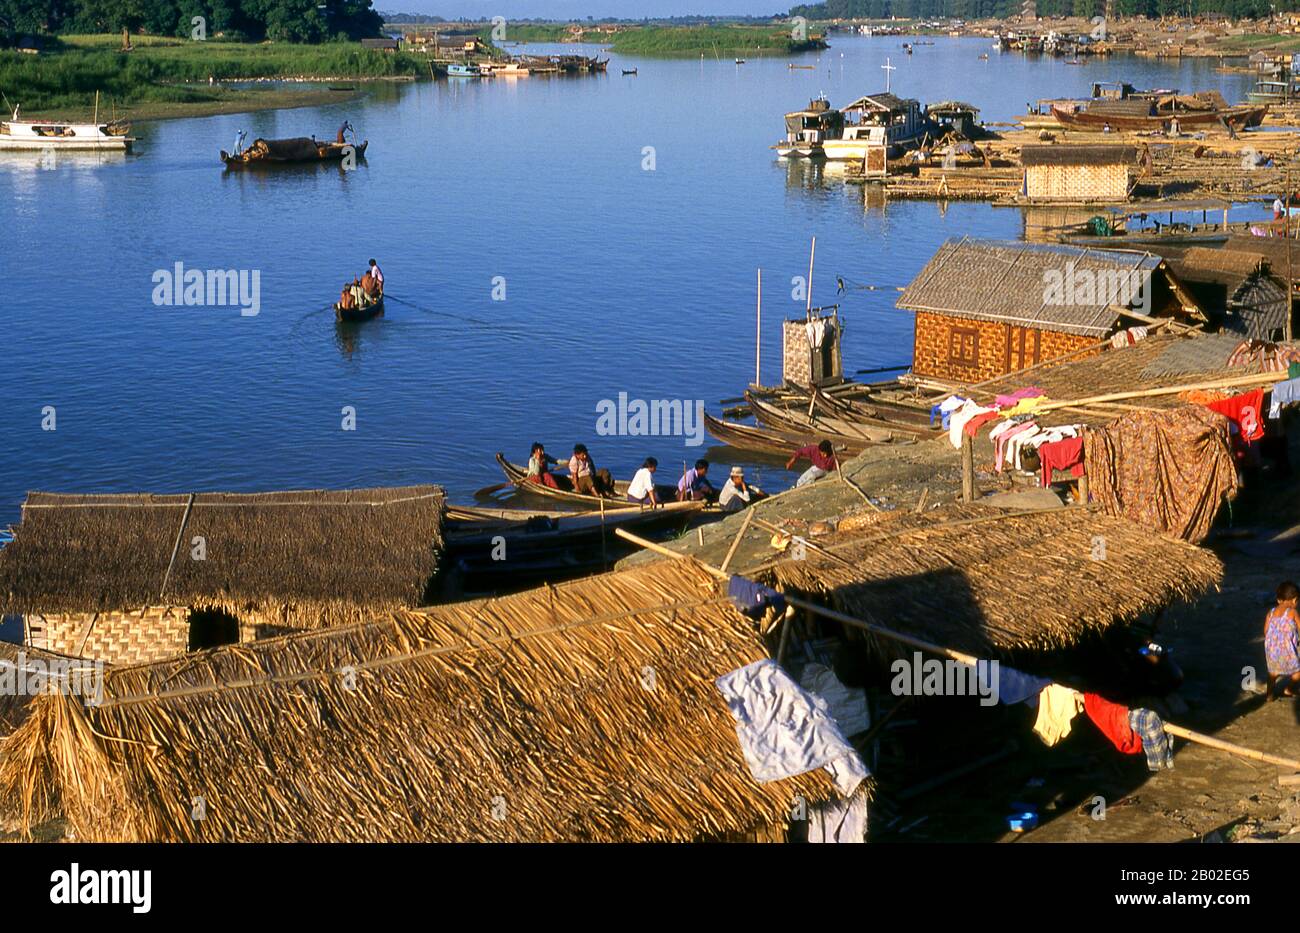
[0,559,848,843]
[1020,144,1137,167]
[0,487,445,629]
[757,504,1222,661]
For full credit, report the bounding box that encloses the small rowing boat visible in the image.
[335,294,383,322]
[447,500,707,550]
[496,453,679,508]
[704,413,864,456]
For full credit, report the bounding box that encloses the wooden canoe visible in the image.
[447,499,707,550]
[746,392,916,446]
[705,413,868,456]
[809,388,940,437]
[221,138,369,167]
[334,295,384,322]
[495,453,679,508]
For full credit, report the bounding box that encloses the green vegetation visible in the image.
[0,38,421,117]
[0,0,382,45]
[490,24,574,43]
[483,24,827,57]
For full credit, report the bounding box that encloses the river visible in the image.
[0,36,1267,518]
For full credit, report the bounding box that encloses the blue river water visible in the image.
[0,36,1268,519]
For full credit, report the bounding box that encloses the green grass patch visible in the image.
[0,38,424,115]
[606,25,825,56]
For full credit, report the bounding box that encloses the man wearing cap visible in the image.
[719,466,753,513]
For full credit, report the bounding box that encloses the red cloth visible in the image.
[1038,436,1086,488]
[1083,693,1141,755]
[1205,388,1265,443]
[963,411,1002,437]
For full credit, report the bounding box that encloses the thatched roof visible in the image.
[897,238,1163,337]
[1223,235,1300,285]
[1020,144,1137,167]
[0,487,445,628]
[757,505,1222,660]
[1167,246,1268,289]
[0,559,848,842]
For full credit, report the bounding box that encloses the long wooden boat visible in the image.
[447,499,707,550]
[746,392,917,446]
[1050,103,1266,132]
[221,137,368,167]
[705,413,869,457]
[334,294,384,322]
[809,387,939,436]
[496,454,680,508]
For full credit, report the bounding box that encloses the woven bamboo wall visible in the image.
[1025,164,1130,202]
[783,319,843,387]
[912,310,1096,381]
[26,607,257,666]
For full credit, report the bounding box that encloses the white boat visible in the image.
[822,93,929,160]
[0,107,133,152]
[774,97,844,159]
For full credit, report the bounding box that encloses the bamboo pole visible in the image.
[806,237,816,317]
[961,435,975,502]
[613,528,1300,774]
[719,508,756,575]
[1037,370,1283,412]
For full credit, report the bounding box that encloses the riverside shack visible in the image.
[0,486,445,664]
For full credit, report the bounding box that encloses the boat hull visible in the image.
[1051,104,1267,132]
[0,137,131,152]
[334,295,384,322]
[496,454,677,509]
[221,139,368,168]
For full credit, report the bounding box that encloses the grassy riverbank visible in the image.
[477,22,827,56]
[0,35,422,119]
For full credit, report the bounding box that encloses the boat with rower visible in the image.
[221,121,368,167]
[446,500,708,551]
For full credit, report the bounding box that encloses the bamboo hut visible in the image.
[1020,145,1137,203]
[757,504,1223,662]
[0,559,854,843]
[0,487,446,665]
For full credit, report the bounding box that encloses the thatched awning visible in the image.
[0,559,849,842]
[0,487,446,627]
[758,505,1222,660]
[1020,144,1138,167]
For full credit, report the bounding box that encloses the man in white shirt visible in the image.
[368,259,384,295]
[719,466,752,512]
[627,457,659,507]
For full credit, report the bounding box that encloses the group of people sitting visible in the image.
[524,445,761,512]
[338,259,384,311]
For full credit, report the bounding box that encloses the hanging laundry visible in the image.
[1032,684,1085,746]
[1109,325,1149,349]
[963,410,1002,438]
[807,788,869,843]
[948,400,995,449]
[805,319,826,350]
[1269,376,1300,419]
[1001,395,1051,417]
[994,386,1045,410]
[1038,435,1086,488]
[727,575,787,618]
[1083,693,1142,755]
[715,660,871,796]
[1290,361,1300,380]
[1128,708,1174,771]
[975,663,1052,707]
[1205,388,1265,443]
[931,395,967,430]
[1178,388,1229,406]
[994,420,1038,472]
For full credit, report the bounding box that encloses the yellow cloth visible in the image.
[1002,396,1050,417]
[1032,684,1084,747]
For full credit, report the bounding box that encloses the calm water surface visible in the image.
[0,37,1268,518]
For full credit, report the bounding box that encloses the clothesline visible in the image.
[614,529,1300,773]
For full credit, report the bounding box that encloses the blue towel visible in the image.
[975,664,1052,706]
[1270,376,1300,419]
[728,575,787,618]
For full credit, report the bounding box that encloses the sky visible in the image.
[377,1,789,19]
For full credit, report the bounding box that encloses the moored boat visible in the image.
[446,499,707,551]
[1051,98,1267,133]
[447,63,480,78]
[0,106,133,153]
[775,96,844,158]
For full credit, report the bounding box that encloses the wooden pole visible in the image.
[1038,370,1283,412]
[806,236,816,317]
[1288,164,1295,343]
[755,268,762,386]
[158,493,196,601]
[719,507,757,574]
[961,434,975,503]
[613,528,1300,773]
[93,90,99,125]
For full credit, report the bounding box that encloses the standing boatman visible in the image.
[368,258,384,296]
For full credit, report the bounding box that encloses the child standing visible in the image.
[1265,581,1300,700]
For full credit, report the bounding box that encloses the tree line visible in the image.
[0,0,383,45]
[790,0,1291,20]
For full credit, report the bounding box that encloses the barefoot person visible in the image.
[1266,581,1300,700]
[786,440,838,487]
[368,259,384,296]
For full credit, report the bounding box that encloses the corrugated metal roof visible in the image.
[896,238,1162,337]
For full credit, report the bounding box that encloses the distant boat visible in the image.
[447,63,480,78]
[735,58,746,64]
[622,68,638,75]
[0,104,133,152]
